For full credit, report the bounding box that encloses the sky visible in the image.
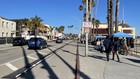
[0,0,140,35]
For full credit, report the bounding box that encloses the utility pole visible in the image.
[85,0,89,56]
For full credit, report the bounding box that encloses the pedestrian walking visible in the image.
[112,37,120,62]
[103,36,112,61]
[100,39,104,53]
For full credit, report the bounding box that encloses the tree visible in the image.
[79,5,83,11]
[68,25,73,28]
[95,19,100,36]
[55,26,65,33]
[115,0,119,33]
[49,26,54,32]
[59,26,65,33]
[55,27,59,32]
[92,18,95,35]
[82,0,95,22]
[107,0,114,36]
[30,15,43,35]
[110,0,114,35]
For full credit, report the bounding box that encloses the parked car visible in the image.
[13,37,27,46]
[28,37,47,49]
[56,38,63,43]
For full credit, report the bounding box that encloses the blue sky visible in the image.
[0,0,140,35]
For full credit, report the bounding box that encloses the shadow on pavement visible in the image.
[126,58,140,64]
[48,47,91,79]
[64,42,94,48]
[118,61,140,68]
[88,55,107,61]
[20,46,35,79]
[59,48,85,57]
[34,50,59,79]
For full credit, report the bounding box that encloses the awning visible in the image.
[112,32,133,38]
[96,35,106,38]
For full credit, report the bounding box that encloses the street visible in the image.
[1,40,140,79]
[0,40,77,79]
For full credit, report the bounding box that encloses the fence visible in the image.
[0,37,13,44]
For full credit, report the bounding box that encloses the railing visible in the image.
[0,37,13,44]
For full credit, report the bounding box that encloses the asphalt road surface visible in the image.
[0,40,75,79]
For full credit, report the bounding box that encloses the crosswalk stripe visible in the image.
[39,52,47,55]
[5,63,18,71]
[27,56,37,60]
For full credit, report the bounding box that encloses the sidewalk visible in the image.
[79,44,140,79]
[2,42,140,79]
[0,44,12,48]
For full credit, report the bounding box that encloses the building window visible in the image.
[6,33,8,37]
[6,22,8,28]
[2,21,4,27]
[11,23,13,29]
[2,32,4,37]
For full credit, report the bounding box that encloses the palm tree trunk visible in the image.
[107,0,111,36]
[115,0,119,33]
[96,26,98,36]
[110,0,114,35]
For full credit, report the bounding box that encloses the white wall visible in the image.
[0,17,16,37]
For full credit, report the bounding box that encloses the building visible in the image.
[91,21,136,38]
[39,24,55,39]
[0,17,16,37]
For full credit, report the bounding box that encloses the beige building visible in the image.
[39,24,55,39]
[89,21,136,39]
[0,17,16,37]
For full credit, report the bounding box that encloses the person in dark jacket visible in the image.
[112,37,120,62]
[103,36,112,61]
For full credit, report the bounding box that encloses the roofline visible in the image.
[0,16,16,22]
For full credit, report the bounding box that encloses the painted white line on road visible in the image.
[39,51,47,55]
[27,56,37,60]
[0,53,35,67]
[43,49,51,51]
[5,63,18,71]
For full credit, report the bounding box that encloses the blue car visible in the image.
[28,37,47,49]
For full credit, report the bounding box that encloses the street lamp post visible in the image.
[85,0,89,57]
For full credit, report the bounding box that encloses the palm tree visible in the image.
[92,18,95,34]
[110,0,114,35]
[55,27,59,33]
[107,0,111,36]
[79,5,83,11]
[15,18,30,36]
[30,15,43,35]
[115,0,119,33]
[68,25,73,28]
[95,19,100,36]
[49,26,54,39]
[59,26,65,33]
[82,0,95,22]
[107,0,114,36]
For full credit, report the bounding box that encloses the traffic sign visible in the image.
[83,22,92,28]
